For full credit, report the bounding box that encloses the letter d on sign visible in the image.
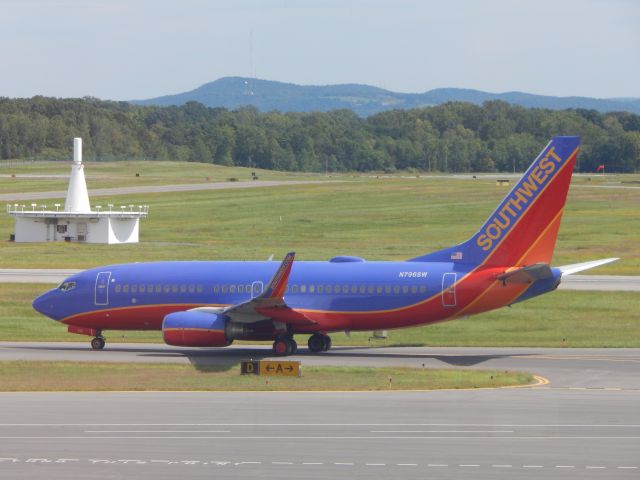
[241,360,259,375]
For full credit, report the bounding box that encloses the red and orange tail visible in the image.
[410,136,580,267]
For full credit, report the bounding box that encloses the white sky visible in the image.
[1,0,638,100]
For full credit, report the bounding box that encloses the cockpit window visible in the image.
[58,281,76,292]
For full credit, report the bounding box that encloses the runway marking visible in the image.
[84,430,231,433]
[7,422,640,427]
[0,456,638,470]
[370,430,515,433]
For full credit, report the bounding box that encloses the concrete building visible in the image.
[7,138,148,244]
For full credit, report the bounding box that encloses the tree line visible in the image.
[0,96,639,172]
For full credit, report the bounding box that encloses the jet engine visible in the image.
[162,311,232,347]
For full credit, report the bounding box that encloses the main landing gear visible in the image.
[271,333,332,356]
[272,336,298,356]
[90,332,106,350]
[307,333,331,353]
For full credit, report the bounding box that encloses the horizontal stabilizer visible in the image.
[497,263,553,285]
[559,257,619,276]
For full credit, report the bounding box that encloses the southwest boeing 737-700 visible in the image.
[33,136,617,355]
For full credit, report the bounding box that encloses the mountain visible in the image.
[131,77,640,116]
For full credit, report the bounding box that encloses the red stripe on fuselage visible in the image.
[62,304,208,330]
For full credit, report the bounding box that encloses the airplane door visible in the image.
[251,281,264,299]
[441,273,457,307]
[95,271,111,306]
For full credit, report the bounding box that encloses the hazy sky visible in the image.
[1,0,638,100]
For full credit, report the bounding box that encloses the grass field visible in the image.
[0,361,532,391]
[3,284,638,347]
[0,160,324,193]
[0,167,638,273]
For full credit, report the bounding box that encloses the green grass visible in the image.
[0,361,532,391]
[3,284,639,347]
[1,172,638,273]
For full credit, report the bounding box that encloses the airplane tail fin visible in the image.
[410,136,580,267]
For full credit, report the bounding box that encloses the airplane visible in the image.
[33,136,618,355]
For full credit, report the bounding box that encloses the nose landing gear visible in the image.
[90,333,106,350]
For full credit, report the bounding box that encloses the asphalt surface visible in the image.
[2,268,639,291]
[0,345,639,479]
[0,179,326,202]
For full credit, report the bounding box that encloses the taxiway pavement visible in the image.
[0,344,639,478]
[0,179,326,202]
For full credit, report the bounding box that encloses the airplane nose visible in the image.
[32,290,58,320]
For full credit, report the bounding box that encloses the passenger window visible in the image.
[419,285,427,293]
[123,285,129,293]
[163,285,170,293]
[411,285,418,294]
[368,285,375,294]
[147,284,153,293]
[300,285,307,293]
[393,286,400,294]
[359,285,366,294]
[230,285,236,294]
[180,285,187,293]
[188,285,195,293]
[155,284,162,293]
[171,285,178,293]
[115,284,122,293]
[222,285,228,293]
[350,285,357,294]
[402,286,409,294]
[213,285,220,294]
[384,285,391,294]
[376,285,383,294]
[131,284,138,293]
[309,285,315,293]
[342,285,349,294]
[291,285,299,294]
[238,285,244,294]
[325,285,332,294]
[139,285,145,293]
[317,285,324,294]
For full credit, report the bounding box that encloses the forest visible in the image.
[0,96,639,172]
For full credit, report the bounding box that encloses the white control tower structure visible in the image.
[7,138,148,244]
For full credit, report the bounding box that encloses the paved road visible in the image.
[0,361,638,479]
[0,179,327,202]
[1,343,639,389]
[2,268,639,291]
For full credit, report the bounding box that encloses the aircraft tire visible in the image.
[290,339,298,355]
[322,335,332,351]
[91,337,105,350]
[273,338,292,356]
[308,334,325,353]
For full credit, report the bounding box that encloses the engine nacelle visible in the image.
[162,311,232,347]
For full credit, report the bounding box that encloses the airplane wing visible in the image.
[558,257,619,275]
[190,252,317,326]
[497,263,553,285]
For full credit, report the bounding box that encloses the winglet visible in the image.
[262,252,295,299]
[559,257,619,276]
